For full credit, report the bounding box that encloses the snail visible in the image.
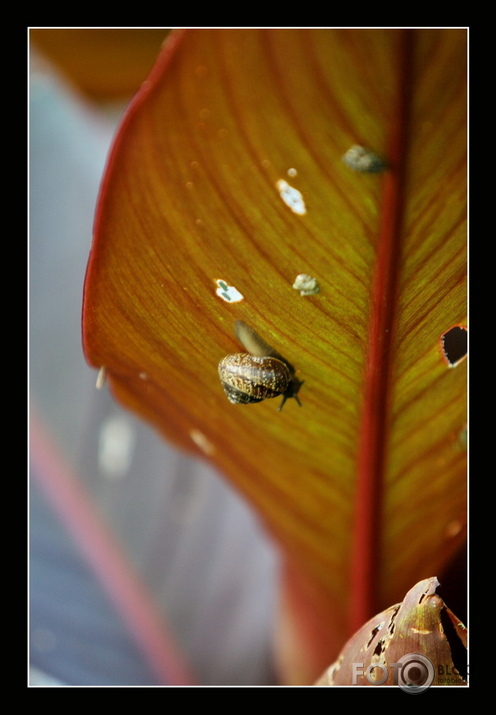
[218,320,303,411]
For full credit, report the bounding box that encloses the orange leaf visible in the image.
[30,28,169,100]
[82,28,467,682]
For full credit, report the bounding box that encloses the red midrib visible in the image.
[349,31,414,633]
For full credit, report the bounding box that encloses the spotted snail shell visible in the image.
[218,321,303,411]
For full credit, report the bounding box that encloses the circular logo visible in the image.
[396,653,435,693]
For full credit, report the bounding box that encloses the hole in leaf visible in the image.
[441,326,467,367]
[373,638,386,657]
[366,623,383,649]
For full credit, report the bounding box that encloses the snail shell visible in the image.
[218,321,303,410]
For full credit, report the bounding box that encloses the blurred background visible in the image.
[29,28,281,687]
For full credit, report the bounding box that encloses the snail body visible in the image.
[218,321,303,411]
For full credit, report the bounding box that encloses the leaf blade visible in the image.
[82,28,467,674]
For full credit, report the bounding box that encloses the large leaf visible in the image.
[82,28,467,682]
